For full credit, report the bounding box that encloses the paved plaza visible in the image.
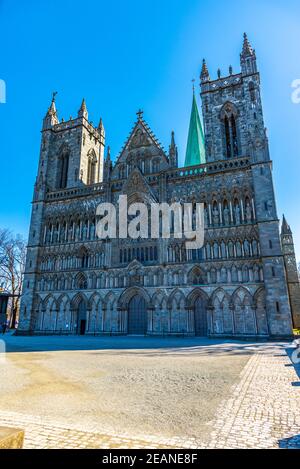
[0,335,299,449]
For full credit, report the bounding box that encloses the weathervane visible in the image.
[52,91,58,102]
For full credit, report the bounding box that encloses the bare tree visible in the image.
[0,229,26,328]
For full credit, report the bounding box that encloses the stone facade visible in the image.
[18,35,298,337]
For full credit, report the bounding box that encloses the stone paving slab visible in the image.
[0,342,299,449]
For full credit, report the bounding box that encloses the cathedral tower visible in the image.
[19,95,105,331]
[199,34,293,336]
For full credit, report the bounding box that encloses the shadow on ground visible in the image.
[0,333,291,357]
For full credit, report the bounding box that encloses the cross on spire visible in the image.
[136,109,143,120]
[191,78,195,93]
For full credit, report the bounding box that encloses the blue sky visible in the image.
[0,0,299,259]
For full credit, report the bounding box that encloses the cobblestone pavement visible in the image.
[209,344,300,449]
[0,341,299,449]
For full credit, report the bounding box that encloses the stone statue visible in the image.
[245,204,252,222]
[223,206,230,225]
[212,206,219,226]
[204,208,209,227]
[234,205,241,225]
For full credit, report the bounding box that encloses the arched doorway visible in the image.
[128,295,147,335]
[194,295,208,336]
[77,300,87,335]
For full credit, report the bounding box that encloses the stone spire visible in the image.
[103,145,112,181]
[241,32,254,57]
[78,98,88,120]
[169,131,178,168]
[281,214,292,235]
[43,92,59,129]
[98,117,105,139]
[200,59,210,82]
[240,33,257,75]
[184,90,206,167]
[106,145,111,161]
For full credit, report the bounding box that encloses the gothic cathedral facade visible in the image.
[19,35,300,337]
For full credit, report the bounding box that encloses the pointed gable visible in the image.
[111,115,170,179]
[122,168,157,205]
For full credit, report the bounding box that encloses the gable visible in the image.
[122,168,157,204]
[111,117,170,179]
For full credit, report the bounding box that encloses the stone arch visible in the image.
[187,266,206,286]
[87,292,103,334]
[187,288,209,337]
[186,288,209,309]
[167,289,187,334]
[56,294,71,332]
[232,286,256,335]
[210,288,233,335]
[70,292,88,310]
[42,294,58,331]
[151,290,169,334]
[167,288,185,310]
[118,287,151,309]
[74,271,88,290]
[102,291,119,333]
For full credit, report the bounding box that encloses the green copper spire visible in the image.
[184,91,206,167]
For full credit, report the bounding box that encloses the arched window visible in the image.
[87,150,97,185]
[58,150,70,189]
[152,158,160,173]
[249,82,256,102]
[221,103,239,159]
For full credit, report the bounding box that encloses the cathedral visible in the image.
[19,34,300,338]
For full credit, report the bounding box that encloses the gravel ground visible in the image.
[0,336,252,442]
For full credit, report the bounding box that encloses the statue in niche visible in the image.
[245,203,252,222]
[130,129,150,149]
[175,245,180,262]
[90,223,95,239]
[204,207,209,227]
[60,225,65,242]
[223,206,230,225]
[234,205,241,225]
[83,223,88,239]
[244,240,250,257]
[212,205,219,226]
[75,224,80,240]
